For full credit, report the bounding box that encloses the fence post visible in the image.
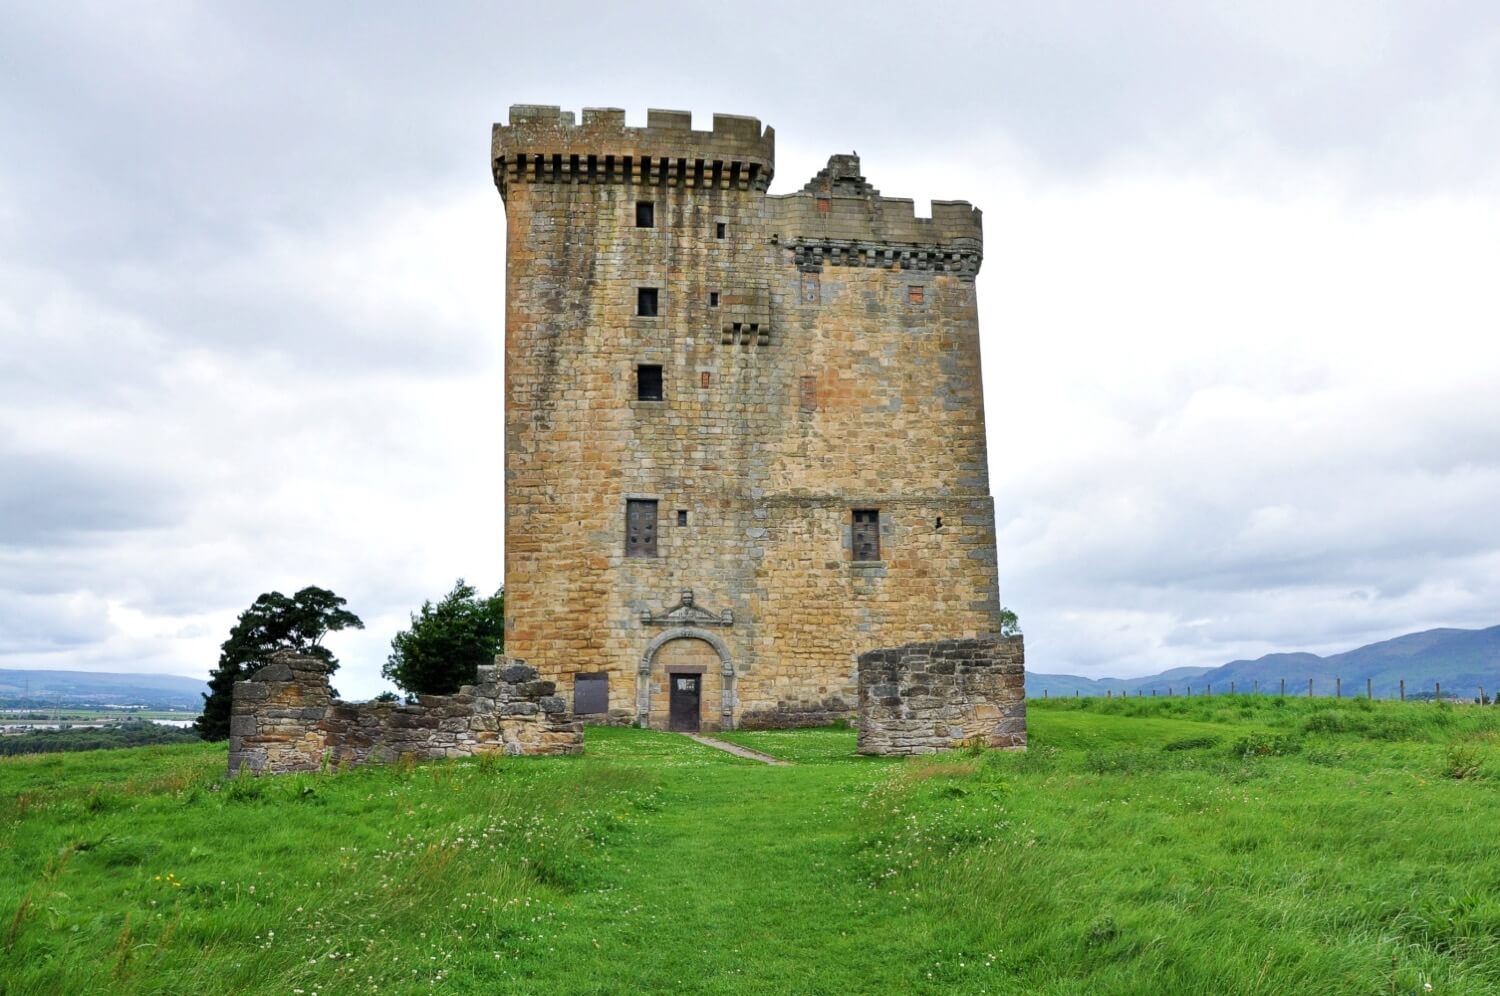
[1207,683,1211,696]
[1169,687,1173,697]
[1367,677,1372,699]
[1187,685,1192,697]
[1230,681,1235,694]
[1480,686,1486,706]
[1254,679,1259,694]
[1308,678,1314,697]
[1280,678,1285,697]
[1107,690,1112,699]
[1436,682,1441,703]
[1400,679,1405,701]
[1336,677,1341,699]
[1043,688,1048,699]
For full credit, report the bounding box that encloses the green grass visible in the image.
[1,698,1498,993]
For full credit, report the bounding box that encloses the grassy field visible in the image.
[1,696,1497,994]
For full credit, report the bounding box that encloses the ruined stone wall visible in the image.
[227,651,582,775]
[494,106,1002,731]
[856,637,1026,755]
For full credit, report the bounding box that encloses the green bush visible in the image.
[1232,732,1302,758]
[1162,735,1221,752]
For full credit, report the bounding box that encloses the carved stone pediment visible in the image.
[640,589,733,627]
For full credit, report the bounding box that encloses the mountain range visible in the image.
[1026,625,1500,700]
[0,669,207,711]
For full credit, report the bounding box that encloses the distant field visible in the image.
[1,697,1497,993]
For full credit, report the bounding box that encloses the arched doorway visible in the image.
[637,628,735,732]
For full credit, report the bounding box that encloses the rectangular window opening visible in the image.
[626,500,658,558]
[636,364,663,401]
[852,509,880,562]
[637,287,659,317]
[709,291,719,308]
[699,371,711,388]
[636,201,655,228]
[677,509,688,527]
[715,221,727,239]
[908,285,925,304]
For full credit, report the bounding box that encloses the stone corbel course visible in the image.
[228,650,583,775]
[856,636,1027,755]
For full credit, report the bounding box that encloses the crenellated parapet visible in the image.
[491,105,775,201]
[771,155,984,280]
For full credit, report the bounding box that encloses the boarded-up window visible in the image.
[575,673,608,714]
[817,197,831,214]
[852,509,880,561]
[800,375,817,412]
[908,285,925,304]
[700,371,711,388]
[626,500,658,557]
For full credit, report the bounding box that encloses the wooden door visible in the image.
[668,675,701,732]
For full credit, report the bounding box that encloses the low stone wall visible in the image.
[228,651,583,775]
[856,636,1026,755]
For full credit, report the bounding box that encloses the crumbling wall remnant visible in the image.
[857,636,1026,755]
[228,651,583,775]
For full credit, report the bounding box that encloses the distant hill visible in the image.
[0,669,206,711]
[1028,625,1500,700]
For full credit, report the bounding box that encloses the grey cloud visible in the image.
[0,449,180,546]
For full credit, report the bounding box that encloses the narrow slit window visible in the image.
[626,500,658,558]
[637,287,659,317]
[677,510,688,527]
[715,222,727,239]
[852,509,880,562]
[636,364,663,401]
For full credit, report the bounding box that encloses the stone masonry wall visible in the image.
[856,637,1026,755]
[228,651,583,775]
[494,106,1002,731]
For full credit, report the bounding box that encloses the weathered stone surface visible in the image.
[495,107,1003,732]
[227,650,584,775]
[856,636,1026,756]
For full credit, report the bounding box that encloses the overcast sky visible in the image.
[3,2,1499,697]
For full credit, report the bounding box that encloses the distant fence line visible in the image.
[1037,678,1496,705]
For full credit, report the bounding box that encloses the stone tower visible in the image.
[492,106,999,731]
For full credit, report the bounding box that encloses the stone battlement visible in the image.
[492,105,775,200]
[227,651,583,775]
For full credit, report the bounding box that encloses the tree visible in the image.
[383,581,505,696]
[1000,606,1022,637]
[195,586,364,741]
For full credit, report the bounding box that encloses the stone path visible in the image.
[684,733,789,765]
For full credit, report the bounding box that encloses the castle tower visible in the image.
[492,106,999,731]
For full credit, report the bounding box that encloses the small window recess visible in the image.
[715,222,727,239]
[709,291,720,308]
[626,499,658,558]
[636,364,663,401]
[636,201,655,228]
[935,516,943,530]
[852,509,880,562]
[677,510,688,527]
[908,285,925,305]
[637,287,659,317]
[699,371,711,388]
